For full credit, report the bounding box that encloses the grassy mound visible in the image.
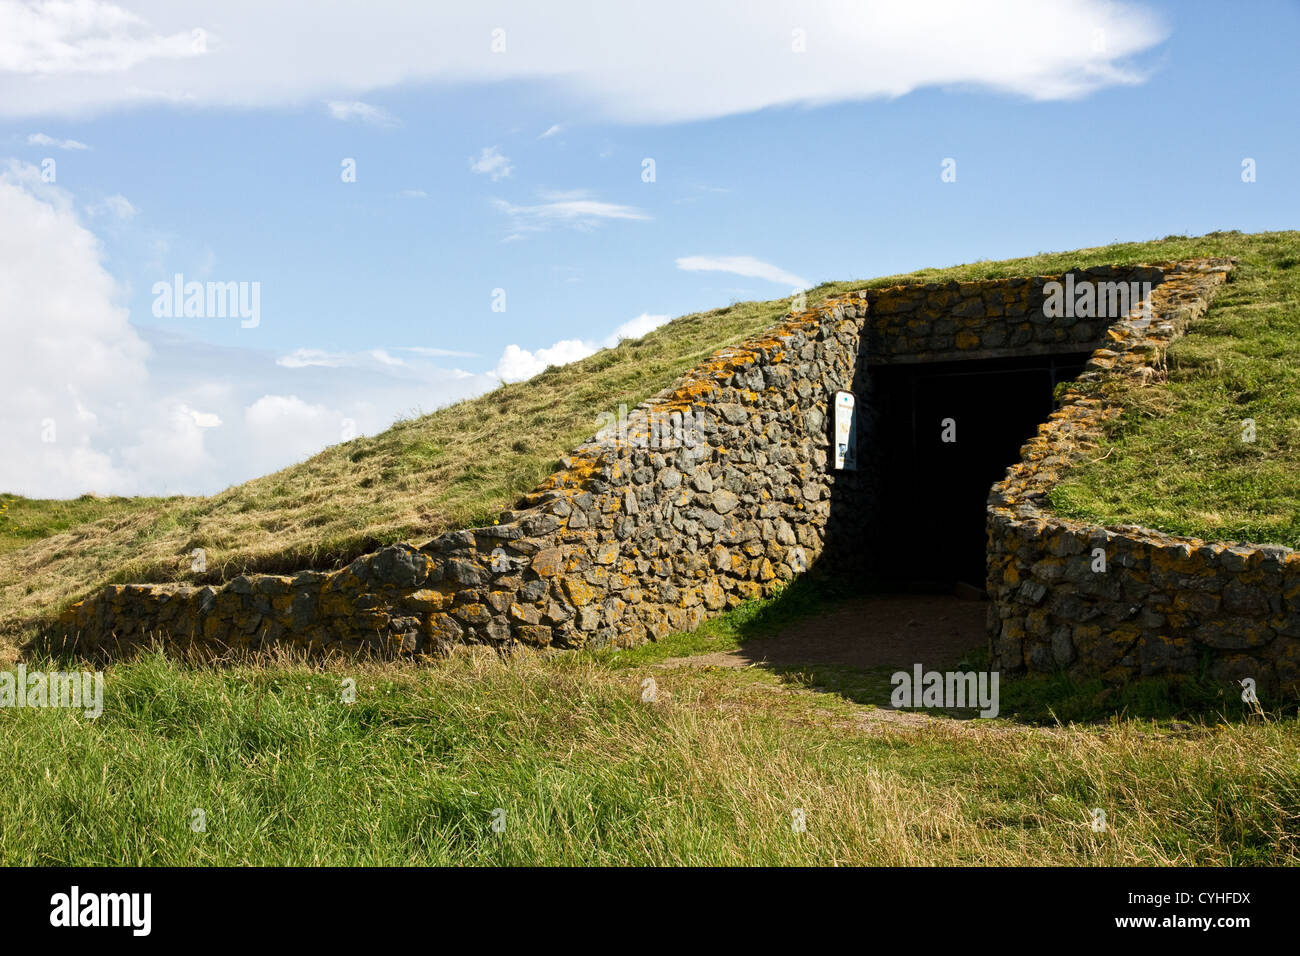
[1048,233,1300,546]
[2,230,1297,647]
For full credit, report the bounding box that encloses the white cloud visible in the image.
[470,145,511,181]
[0,0,207,76]
[676,255,810,290]
[0,161,151,496]
[0,162,230,495]
[0,1,1168,122]
[0,165,669,493]
[539,124,563,138]
[242,394,346,467]
[493,312,672,383]
[325,99,398,127]
[27,132,88,150]
[400,189,427,198]
[119,401,215,480]
[243,393,329,430]
[491,189,648,236]
[145,330,497,489]
[603,313,669,347]
[0,163,501,496]
[181,405,222,428]
[493,340,594,383]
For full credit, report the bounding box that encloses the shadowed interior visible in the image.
[868,351,1093,588]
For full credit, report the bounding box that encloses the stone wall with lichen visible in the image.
[865,264,1165,363]
[62,256,1291,695]
[57,294,877,658]
[984,258,1300,694]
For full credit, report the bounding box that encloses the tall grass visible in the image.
[2,634,1296,866]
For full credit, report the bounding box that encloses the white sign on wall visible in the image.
[833,390,856,471]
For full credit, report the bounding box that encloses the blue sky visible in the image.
[1,0,1297,496]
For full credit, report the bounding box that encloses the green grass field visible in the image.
[2,583,1296,866]
[0,493,171,557]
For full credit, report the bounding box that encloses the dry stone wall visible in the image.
[58,296,876,658]
[865,265,1165,363]
[983,259,1300,693]
[61,255,1291,696]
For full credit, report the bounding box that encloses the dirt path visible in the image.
[659,593,988,673]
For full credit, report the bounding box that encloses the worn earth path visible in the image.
[658,593,987,673]
[652,592,1045,735]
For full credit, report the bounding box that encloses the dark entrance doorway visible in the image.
[869,351,1091,589]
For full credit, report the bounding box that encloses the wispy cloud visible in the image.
[277,345,478,370]
[326,100,399,127]
[86,193,136,219]
[470,145,512,181]
[539,124,563,138]
[276,348,404,369]
[396,346,478,359]
[675,255,809,290]
[492,189,648,236]
[27,132,89,150]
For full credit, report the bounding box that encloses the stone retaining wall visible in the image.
[62,256,1290,694]
[58,295,877,657]
[866,264,1164,363]
[984,258,1300,693]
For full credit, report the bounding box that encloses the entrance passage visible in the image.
[870,352,1092,589]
